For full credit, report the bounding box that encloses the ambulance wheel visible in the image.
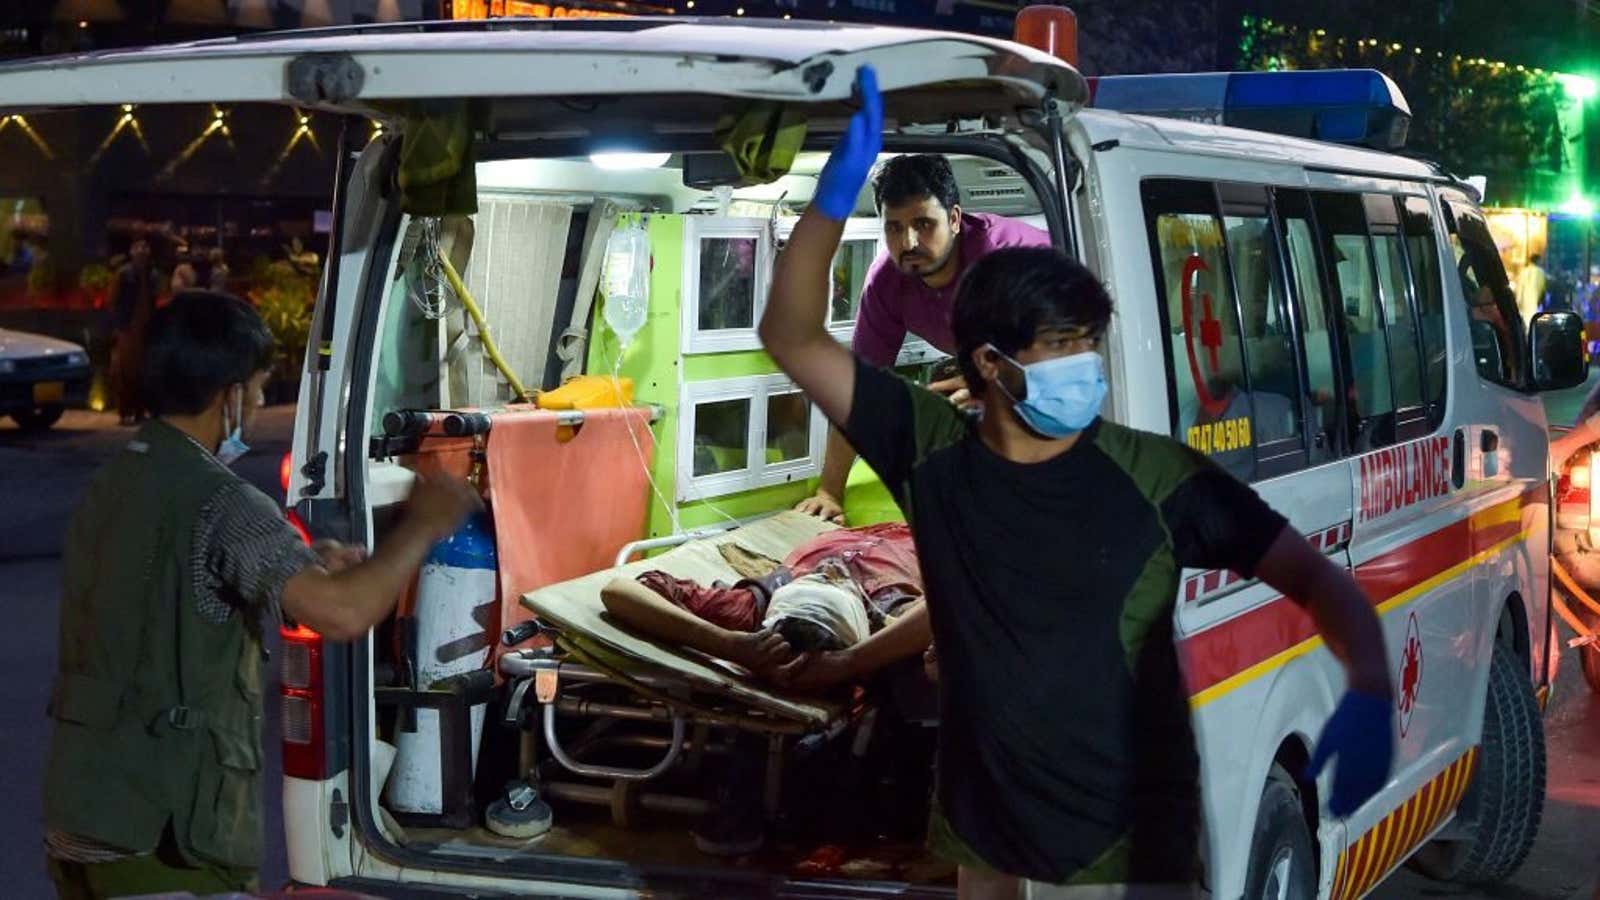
[11,405,62,431]
[1242,767,1316,900]
[1410,643,1545,885]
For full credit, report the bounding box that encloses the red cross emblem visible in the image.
[1398,612,1423,738]
[1180,254,1229,419]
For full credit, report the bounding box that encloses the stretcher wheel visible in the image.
[611,780,639,828]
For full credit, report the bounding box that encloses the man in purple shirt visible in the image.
[796,154,1051,522]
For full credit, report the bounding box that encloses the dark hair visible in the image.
[141,291,275,416]
[951,247,1113,391]
[871,154,961,213]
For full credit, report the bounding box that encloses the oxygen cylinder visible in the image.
[388,510,498,814]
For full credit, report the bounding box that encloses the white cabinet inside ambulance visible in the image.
[1,13,1585,900]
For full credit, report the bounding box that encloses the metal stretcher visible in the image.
[498,511,851,827]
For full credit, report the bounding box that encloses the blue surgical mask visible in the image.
[989,346,1107,438]
[217,386,250,466]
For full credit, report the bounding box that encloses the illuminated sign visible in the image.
[447,0,664,17]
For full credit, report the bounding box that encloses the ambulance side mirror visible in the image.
[1530,310,1587,391]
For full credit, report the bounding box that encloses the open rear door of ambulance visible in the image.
[0,19,1085,895]
[0,16,1086,511]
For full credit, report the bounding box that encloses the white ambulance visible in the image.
[3,11,1584,899]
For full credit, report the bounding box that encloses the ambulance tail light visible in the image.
[280,450,293,497]
[280,623,326,780]
[1014,6,1078,67]
[1086,69,1412,151]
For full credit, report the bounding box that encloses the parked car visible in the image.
[0,327,90,431]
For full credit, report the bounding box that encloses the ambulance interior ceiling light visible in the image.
[1087,69,1412,151]
[589,151,673,170]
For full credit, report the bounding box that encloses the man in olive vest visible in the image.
[43,292,480,898]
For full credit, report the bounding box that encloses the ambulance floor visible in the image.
[393,808,957,886]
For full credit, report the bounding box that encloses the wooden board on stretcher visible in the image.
[520,511,845,728]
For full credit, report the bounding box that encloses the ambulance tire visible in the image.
[1411,643,1545,885]
[1241,768,1316,900]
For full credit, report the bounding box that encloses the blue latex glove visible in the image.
[811,66,884,221]
[1305,690,1394,817]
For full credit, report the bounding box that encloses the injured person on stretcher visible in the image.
[599,523,924,682]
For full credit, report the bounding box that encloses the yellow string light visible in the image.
[1284,21,1563,85]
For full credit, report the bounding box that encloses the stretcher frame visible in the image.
[503,512,851,828]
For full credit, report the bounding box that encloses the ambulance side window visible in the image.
[1312,192,1402,451]
[1441,192,1526,388]
[1142,179,1304,483]
[1272,189,1340,464]
[1219,183,1306,478]
[1404,197,1449,428]
[1368,194,1431,441]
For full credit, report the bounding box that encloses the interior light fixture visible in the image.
[589,151,672,170]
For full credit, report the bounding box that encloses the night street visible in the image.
[0,407,295,896]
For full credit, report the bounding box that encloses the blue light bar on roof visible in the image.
[1087,69,1412,151]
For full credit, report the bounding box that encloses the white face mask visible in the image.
[216,385,250,466]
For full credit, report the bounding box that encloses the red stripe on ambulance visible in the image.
[1180,485,1543,698]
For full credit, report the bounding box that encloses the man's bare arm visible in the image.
[600,577,792,675]
[281,475,479,642]
[1254,527,1391,698]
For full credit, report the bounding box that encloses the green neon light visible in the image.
[1557,73,1597,101]
[1559,192,1596,216]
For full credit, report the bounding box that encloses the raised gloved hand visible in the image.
[811,65,883,221]
[1305,690,1394,817]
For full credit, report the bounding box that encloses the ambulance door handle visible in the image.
[1481,429,1500,453]
[1452,428,1466,490]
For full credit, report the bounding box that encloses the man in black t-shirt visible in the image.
[758,66,1395,898]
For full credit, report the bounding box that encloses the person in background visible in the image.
[108,238,160,426]
[761,67,1394,899]
[1516,252,1548,326]
[44,292,480,899]
[794,154,1051,524]
[170,245,199,294]
[207,247,230,293]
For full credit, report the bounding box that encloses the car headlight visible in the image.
[0,359,14,375]
[65,351,88,367]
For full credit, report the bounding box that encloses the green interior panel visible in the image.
[585,213,925,541]
[844,458,904,525]
[587,213,686,539]
[678,481,816,531]
[682,352,785,381]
